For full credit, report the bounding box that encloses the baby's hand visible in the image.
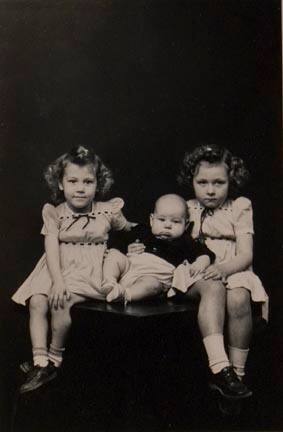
[49,280,71,309]
[189,256,210,277]
[127,240,145,257]
[203,264,226,281]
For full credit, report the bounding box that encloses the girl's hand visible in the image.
[203,264,226,281]
[190,255,210,277]
[127,240,145,256]
[49,280,71,309]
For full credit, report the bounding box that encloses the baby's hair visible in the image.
[44,145,114,203]
[178,144,250,197]
[153,194,189,220]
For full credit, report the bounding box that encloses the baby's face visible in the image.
[150,199,187,240]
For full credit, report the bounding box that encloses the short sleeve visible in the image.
[40,204,60,236]
[108,197,129,231]
[232,197,254,236]
[186,200,194,216]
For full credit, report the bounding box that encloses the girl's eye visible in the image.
[158,218,165,222]
[68,179,76,183]
[197,180,207,185]
[85,180,94,184]
[173,220,181,224]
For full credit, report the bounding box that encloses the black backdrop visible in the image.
[0,0,281,310]
[0,1,282,426]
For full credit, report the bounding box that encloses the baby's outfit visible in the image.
[111,223,215,292]
[187,197,269,320]
[12,198,129,305]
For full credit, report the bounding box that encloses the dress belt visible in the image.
[61,241,106,246]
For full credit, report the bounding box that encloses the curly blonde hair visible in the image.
[44,145,114,203]
[178,144,250,198]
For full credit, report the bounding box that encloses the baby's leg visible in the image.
[50,293,86,367]
[103,249,130,301]
[226,288,252,379]
[103,249,130,289]
[124,276,164,302]
[29,294,50,367]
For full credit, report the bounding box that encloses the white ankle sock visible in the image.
[33,347,49,367]
[203,334,230,374]
[48,344,65,367]
[228,346,249,378]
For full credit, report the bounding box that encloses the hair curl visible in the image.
[44,145,114,204]
[178,144,250,198]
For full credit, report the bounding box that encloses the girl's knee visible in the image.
[51,306,72,329]
[196,279,225,298]
[227,289,251,317]
[29,295,49,314]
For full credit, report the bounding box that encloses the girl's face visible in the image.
[59,162,97,213]
[193,161,229,209]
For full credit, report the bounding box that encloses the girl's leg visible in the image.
[186,279,230,372]
[29,294,49,367]
[226,288,252,379]
[186,280,251,398]
[186,279,226,337]
[20,294,86,394]
[50,293,86,366]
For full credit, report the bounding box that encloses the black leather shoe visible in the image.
[20,362,58,394]
[209,366,252,399]
[20,360,33,374]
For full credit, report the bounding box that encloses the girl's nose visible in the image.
[207,184,215,195]
[164,221,172,228]
[76,183,85,192]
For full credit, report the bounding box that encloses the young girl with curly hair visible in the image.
[177,144,268,396]
[12,145,132,393]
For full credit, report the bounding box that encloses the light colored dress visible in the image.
[12,198,130,305]
[187,197,269,320]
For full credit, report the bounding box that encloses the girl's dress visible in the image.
[12,198,130,305]
[187,197,269,320]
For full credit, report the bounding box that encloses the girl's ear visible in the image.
[149,214,154,227]
[59,182,64,191]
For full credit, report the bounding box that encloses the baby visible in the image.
[103,194,215,303]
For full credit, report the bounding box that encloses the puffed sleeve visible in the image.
[232,197,254,236]
[40,204,60,236]
[109,198,131,231]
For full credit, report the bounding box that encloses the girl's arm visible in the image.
[45,235,70,309]
[189,255,211,276]
[204,233,253,280]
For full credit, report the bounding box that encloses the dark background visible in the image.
[0,1,282,431]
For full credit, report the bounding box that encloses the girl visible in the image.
[12,145,133,393]
[177,144,268,392]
